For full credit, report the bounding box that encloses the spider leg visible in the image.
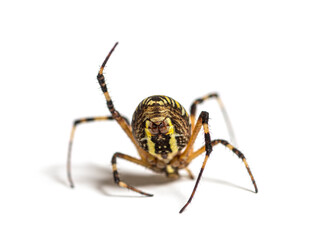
[184,168,194,179]
[111,152,154,197]
[190,93,237,146]
[96,42,148,159]
[211,139,258,193]
[67,116,130,188]
[184,139,258,194]
[179,111,212,213]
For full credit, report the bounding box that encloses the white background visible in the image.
[1,0,313,239]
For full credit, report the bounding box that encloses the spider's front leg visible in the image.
[179,111,212,213]
[111,152,153,197]
[96,42,147,160]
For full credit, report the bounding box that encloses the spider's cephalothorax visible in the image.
[132,95,191,162]
[67,42,258,213]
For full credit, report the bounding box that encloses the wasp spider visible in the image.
[67,42,258,213]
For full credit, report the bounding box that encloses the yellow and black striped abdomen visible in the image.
[132,95,191,161]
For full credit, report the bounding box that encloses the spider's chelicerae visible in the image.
[67,42,258,213]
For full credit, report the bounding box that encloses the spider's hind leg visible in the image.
[190,93,237,146]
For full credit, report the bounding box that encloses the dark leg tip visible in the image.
[179,203,189,214]
[179,207,185,214]
[144,193,154,197]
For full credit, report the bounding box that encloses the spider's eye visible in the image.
[158,121,169,134]
[147,119,170,135]
[149,123,159,135]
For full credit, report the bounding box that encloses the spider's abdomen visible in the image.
[131,95,191,162]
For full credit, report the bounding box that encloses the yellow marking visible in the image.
[226,144,234,151]
[142,97,150,105]
[144,118,179,162]
[145,120,152,137]
[166,165,175,174]
[150,116,166,122]
[147,100,153,105]
[99,67,104,75]
[147,100,165,106]
[104,92,111,102]
[169,135,178,156]
[160,96,168,104]
[94,116,108,121]
[145,120,156,155]
[119,182,127,188]
[181,107,185,116]
[203,122,209,133]
[165,118,173,135]
[166,118,179,157]
[175,100,181,109]
[112,163,118,171]
[170,98,175,107]
[164,96,172,105]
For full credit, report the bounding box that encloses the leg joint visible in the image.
[200,111,209,124]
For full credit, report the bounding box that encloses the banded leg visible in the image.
[185,139,258,194]
[211,139,258,193]
[112,152,153,197]
[179,111,212,213]
[190,93,237,145]
[67,116,120,188]
[96,42,147,159]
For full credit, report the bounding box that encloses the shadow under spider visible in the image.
[44,163,254,197]
[44,163,174,197]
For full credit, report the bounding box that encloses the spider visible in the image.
[67,42,258,213]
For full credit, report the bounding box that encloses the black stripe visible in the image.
[204,132,212,155]
[190,104,196,116]
[97,74,108,92]
[195,98,203,104]
[232,148,244,159]
[201,111,209,124]
[85,117,96,122]
[101,84,108,93]
[208,93,218,98]
[74,119,81,125]
[107,100,114,111]
[113,170,119,183]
